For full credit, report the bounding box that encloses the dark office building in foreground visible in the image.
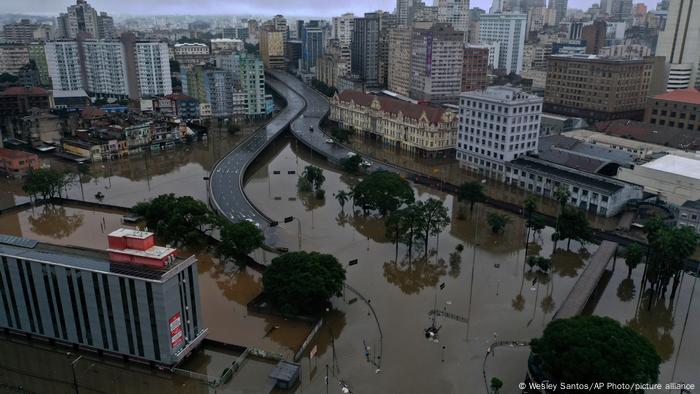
[0,229,206,366]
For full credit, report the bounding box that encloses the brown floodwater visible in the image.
[0,121,266,209]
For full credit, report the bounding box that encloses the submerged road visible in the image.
[208,71,399,245]
[208,75,305,243]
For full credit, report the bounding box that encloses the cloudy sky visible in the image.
[1,0,658,17]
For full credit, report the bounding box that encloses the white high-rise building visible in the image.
[437,0,470,36]
[133,42,172,97]
[332,13,355,47]
[82,40,129,98]
[478,13,526,74]
[456,86,543,174]
[656,0,700,90]
[45,41,83,91]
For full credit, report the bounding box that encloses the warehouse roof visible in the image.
[642,154,700,181]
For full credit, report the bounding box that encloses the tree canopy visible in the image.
[644,218,699,299]
[458,181,485,211]
[530,316,660,388]
[340,154,363,173]
[217,221,265,266]
[487,212,511,234]
[557,206,593,249]
[133,194,218,246]
[262,251,346,315]
[352,171,414,216]
[415,198,450,252]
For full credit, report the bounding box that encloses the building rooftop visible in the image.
[651,88,700,105]
[460,86,542,104]
[0,147,38,160]
[81,106,108,119]
[681,199,700,211]
[52,89,89,98]
[336,90,451,124]
[642,154,700,181]
[0,235,193,282]
[593,119,700,151]
[510,156,626,194]
[538,135,636,173]
[0,86,50,96]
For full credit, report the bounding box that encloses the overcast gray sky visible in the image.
[0,0,659,17]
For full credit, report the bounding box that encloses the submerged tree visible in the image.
[457,181,485,211]
[352,171,414,216]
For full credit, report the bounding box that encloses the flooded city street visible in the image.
[0,131,698,393]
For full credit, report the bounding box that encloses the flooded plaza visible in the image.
[0,130,698,393]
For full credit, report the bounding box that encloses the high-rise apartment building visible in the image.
[28,44,51,87]
[231,53,267,117]
[172,43,210,70]
[437,0,470,36]
[544,54,655,121]
[409,23,465,104]
[478,13,526,74]
[331,14,355,79]
[184,66,234,118]
[81,40,130,99]
[44,41,83,91]
[377,12,398,88]
[655,0,700,90]
[302,21,324,72]
[0,229,206,366]
[396,0,425,26]
[57,0,113,40]
[462,45,489,92]
[130,41,172,98]
[456,86,543,174]
[387,27,413,96]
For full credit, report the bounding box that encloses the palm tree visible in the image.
[335,189,350,210]
[523,196,538,254]
[487,212,511,234]
[552,185,571,250]
[624,243,644,278]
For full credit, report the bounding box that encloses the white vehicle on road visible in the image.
[325,138,334,144]
[245,218,261,228]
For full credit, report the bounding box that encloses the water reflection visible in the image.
[27,205,84,239]
[551,248,586,278]
[616,278,636,302]
[383,253,448,295]
[627,290,675,361]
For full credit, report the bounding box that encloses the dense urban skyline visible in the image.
[0,0,658,17]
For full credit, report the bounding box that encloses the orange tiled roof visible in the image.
[336,90,447,124]
[0,86,50,96]
[652,88,700,105]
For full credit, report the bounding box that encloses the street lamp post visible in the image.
[68,354,82,394]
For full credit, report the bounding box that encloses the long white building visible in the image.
[456,86,543,174]
[478,12,526,74]
[133,42,172,97]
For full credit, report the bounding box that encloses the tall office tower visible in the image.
[352,13,381,87]
[387,27,413,96]
[409,23,465,104]
[655,0,700,89]
[456,86,543,174]
[302,21,324,72]
[548,0,568,24]
[490,0,504,13]
[581,19,607,54]
[272,15,288,35]
[437,0,470,37]
[0,230,206,366]
[81,39,130,99]
[377,12,398,87]
[462,45,489,92]
[56,0,113,40]
[45,41,83,91]
[610,0,633,21]
[478,13,527,74]
[260,28,286,69]
[396,0,424,26]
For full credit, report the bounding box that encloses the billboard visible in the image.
[169,312,184,348]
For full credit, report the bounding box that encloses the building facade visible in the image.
[260,29,285,70]
[0,148,40,177]
[387,27,413,96]
[0,229,206,366]
[352,14,381,87]
[409,23,465,104]
[45,41,83,91]
[643,88,700,132]
[56,0,113,40]
[437,0,470,36]
[302,21,324,72]
[478,13,526,74]
[81,40,130,99]
[462,45,489,92]
[655,0,700,90]
[0,45,30,76]
[544,54,655,121]
[330,90,458,157]
[456,86,543,174]
[0,87,54,117]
